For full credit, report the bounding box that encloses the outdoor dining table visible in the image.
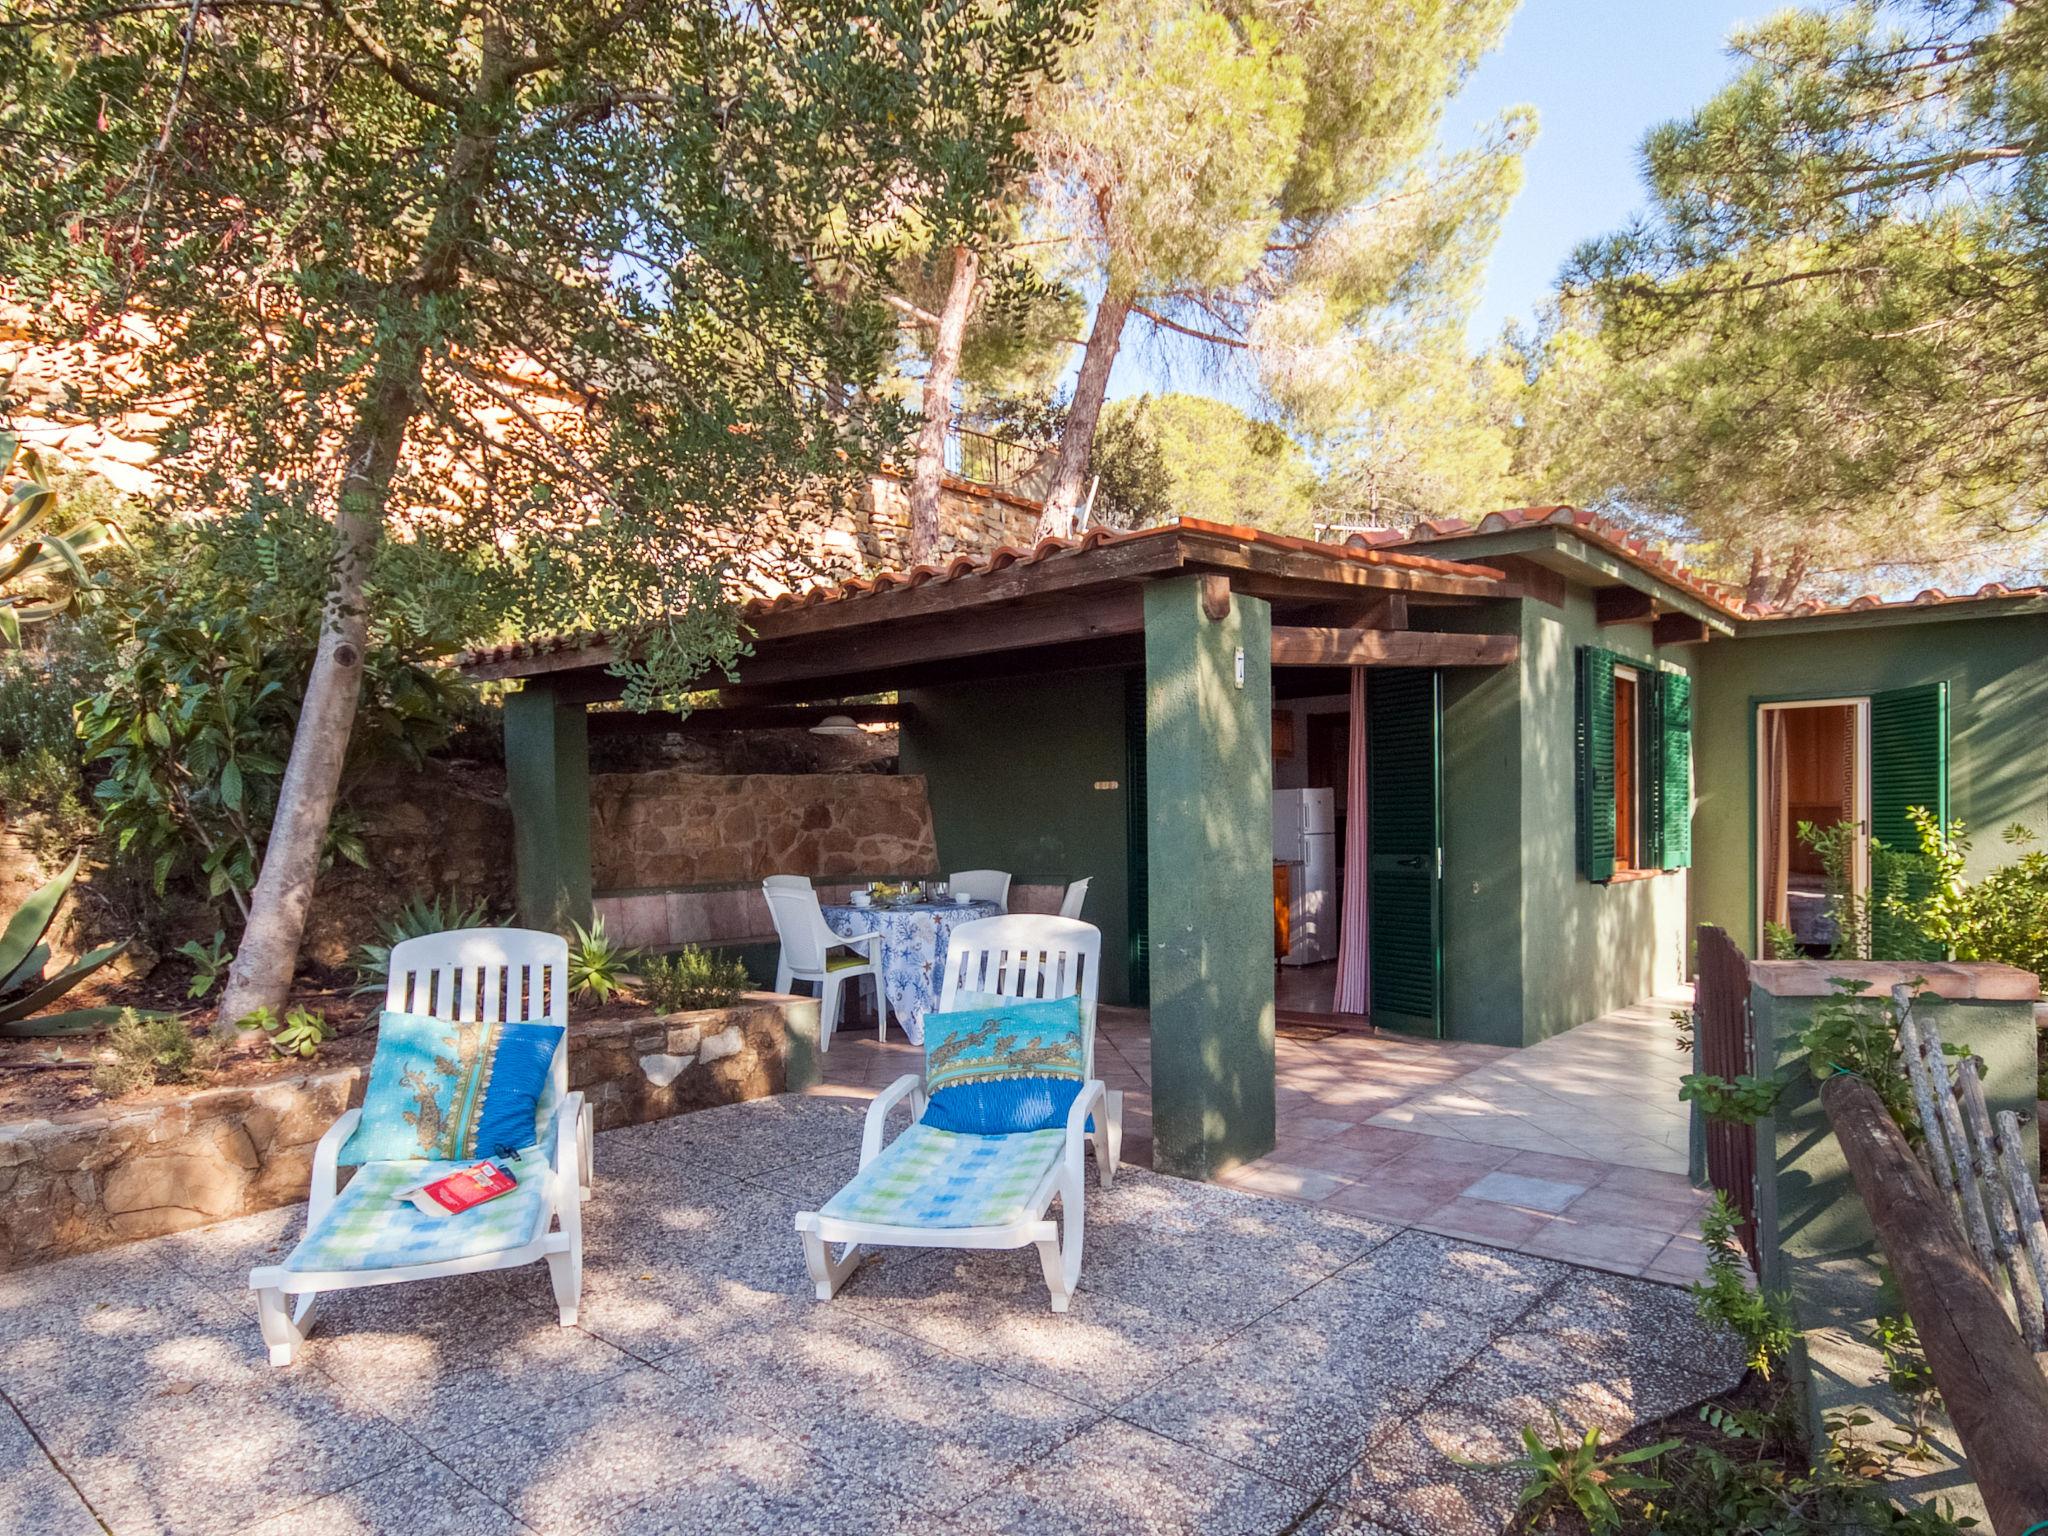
[819,897,1001,1044]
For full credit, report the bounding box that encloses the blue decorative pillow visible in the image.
[340,1011,564,1166]
[920,993,1086,1136]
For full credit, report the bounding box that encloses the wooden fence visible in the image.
[1694,924,1759,1264]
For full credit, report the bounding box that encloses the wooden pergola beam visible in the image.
[1270,627,1519,667]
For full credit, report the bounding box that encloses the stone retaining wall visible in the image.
[590,771,938,891]
[0,994,817,1272]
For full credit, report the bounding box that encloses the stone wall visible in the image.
[0,995,814,1271]
[590,771,939,891]
[810,470,1046,574]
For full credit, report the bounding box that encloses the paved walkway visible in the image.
[819,992,1709,1285]
[0,1095,1746,1536]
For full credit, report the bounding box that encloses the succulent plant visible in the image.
[0,854,126,1036]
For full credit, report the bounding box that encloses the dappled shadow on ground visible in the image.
[0,1095,1746,1535]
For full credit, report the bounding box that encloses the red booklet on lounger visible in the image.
[395,1160,519,1217]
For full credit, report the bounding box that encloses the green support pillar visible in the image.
[503,685,592,929]
[1143,575,1276,1179]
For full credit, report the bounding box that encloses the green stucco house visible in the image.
[466,510,2047,1178]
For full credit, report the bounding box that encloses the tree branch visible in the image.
[1131,303,1249,349]
[318,0,462,112]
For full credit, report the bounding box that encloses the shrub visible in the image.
[175,931,233,999]
[91,1010,220,1096]
[235,1004,335,1059]
[638,946,751,1013]
[1692,1192,1797,1379]
[1909,811,2048,978]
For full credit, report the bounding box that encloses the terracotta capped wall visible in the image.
[590,771,939,891]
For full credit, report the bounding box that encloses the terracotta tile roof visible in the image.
[1370,504,2048,623]
[458,516,1507,671]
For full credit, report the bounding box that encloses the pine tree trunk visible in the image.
[908,244,980,563]
[1036,280,1136,539]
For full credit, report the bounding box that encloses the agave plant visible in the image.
[352,892,497,995]
[1,854,127,1037]
[0,436,120,646]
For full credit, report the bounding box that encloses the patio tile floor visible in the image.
[816,989,1713,1285]
[0,1093,1744,1536]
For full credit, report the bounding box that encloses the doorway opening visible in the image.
[1757,699,1868,956]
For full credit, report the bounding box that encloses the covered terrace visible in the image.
[462,517,1526,1179]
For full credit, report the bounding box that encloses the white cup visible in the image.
[954,892,972,905]
[850,891,872,907]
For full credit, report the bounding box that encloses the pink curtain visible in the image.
[1331,667,1372,1014]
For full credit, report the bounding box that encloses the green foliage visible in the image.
[0,437,121,645]
[1091,394,1318,533]
[1678,1070,1786,1125]
[1908,810,2048,978]
[1557,2,2048,600]
[352,894,497,997]
[1692,1192,1797,1379]
[236,1005,334,1060]
[1762,921,1801,960]
[0,853,126,1035]
[91,1009,220,1097]
[1797,978,1922,1132]
[638,946,752,1014]
[77,515,468,916]
[1796,818,1941,963]
[1487,1418,1678,1535]
[567,917,636,1005]
[174,932,233,1000]
[1871,1311,1936,1405]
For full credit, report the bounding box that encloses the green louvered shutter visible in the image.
[1869,682,1948,960]
[1869,683,1949,852]
[1654,670,1693,869]
[1576,648,1617,882]
[1123,669,1149,1005]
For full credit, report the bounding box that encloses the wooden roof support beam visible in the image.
[1652,612,1712,647]
[1270,627,1519,668]
[588,702,906,736]
[1595,585,1657,626]
[1471,555,1566,609]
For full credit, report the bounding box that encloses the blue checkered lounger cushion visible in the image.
[820,1124,1064,1230]
[285,1157,551,1273]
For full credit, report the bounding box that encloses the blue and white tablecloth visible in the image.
[820,899,1001,1044]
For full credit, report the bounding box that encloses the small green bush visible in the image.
[1692,1192,1797,1379]
[638,946,751,1013]
[92,1010,221,1096]
[234,1004,335,1059]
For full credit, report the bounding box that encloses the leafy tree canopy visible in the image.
[1552,0,2048,602]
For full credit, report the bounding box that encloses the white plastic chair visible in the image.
[764,876,882,1049]
[949,869,1012,911]
[249,928,590,1367]
[794,916,1116,1312]
[1058,877,1091,920]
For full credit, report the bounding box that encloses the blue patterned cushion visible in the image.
[820,1124,1063,1229]
[920,994,1084,1136]
[286,1156,550,1272]
[339,1012,563,1166]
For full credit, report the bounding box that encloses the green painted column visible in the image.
[503,685,593,928]
[1143,576,1276,1178]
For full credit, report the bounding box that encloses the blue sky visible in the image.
[1107,0,1769,400]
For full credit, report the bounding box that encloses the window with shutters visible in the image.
[1577,649,1694,883]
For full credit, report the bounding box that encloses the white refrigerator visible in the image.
[1273,787,1337,966]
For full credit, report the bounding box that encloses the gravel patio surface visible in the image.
[0,1095,1748,1536]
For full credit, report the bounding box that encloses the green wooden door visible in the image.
[1367,668,1443,1036]
[1124,668,1150,1005]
